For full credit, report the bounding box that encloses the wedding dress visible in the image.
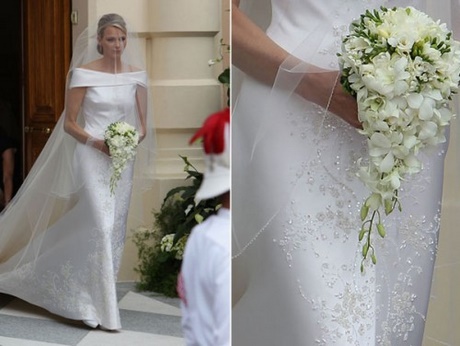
[0,69,147,330]
[232,0,457,345]
[0,18,154,330]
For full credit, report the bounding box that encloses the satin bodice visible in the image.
[266,0,425,68]
[70,68,147,138]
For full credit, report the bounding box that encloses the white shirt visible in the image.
[179,208,230,346]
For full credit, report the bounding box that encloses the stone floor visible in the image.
[0,282,184,346]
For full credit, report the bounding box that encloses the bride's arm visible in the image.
[135,85,147,143]
[64,87,110,155]
[232,0,288,85]
[232,0,360,128]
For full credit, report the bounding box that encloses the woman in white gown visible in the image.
[232,0,459,345]
[0,13,154,330]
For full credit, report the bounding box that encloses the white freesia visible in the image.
[104,121,139,195]
[339,6,460,269]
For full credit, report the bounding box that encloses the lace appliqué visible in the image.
[271,99,443,344]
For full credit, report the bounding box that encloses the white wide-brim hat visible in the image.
[195,151,230,200]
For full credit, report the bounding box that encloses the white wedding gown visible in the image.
[0,69,147,330]
[232,1,450,345]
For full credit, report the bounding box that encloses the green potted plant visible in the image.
[132,156,221,297]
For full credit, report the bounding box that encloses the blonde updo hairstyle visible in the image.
[96,13,127,55]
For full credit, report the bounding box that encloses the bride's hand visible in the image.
[329,78,362,129]
[137,131,146,144]
[86,137,110,156]
[298,71,362,129]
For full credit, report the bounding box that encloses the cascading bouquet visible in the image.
[338,6,460,270]
[104,121,139,195]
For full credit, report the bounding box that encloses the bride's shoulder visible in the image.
[76,60,144,74]
[124,65,143,72]
[79,59,103,72]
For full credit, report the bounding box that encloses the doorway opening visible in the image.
[0,1,23,201]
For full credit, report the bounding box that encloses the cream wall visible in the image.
[71,0,229,281]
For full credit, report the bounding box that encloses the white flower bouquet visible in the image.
[104,121,139,194]
[338,6,460,269]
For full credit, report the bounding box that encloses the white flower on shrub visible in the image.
[160,234,188,260]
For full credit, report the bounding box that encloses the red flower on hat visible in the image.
[189,107,230,154]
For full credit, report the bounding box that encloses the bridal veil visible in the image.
[0,14,155,272]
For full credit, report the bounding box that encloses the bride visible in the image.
[0,13,154,330]
[232,0,459,345]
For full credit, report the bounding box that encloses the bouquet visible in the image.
[338,6,460,270]
[104,121,139,194]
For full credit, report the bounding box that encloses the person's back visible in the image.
[180,208,230,346]
[178,108,230,346]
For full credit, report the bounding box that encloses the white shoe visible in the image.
[83,319,98,328]
[100,325,118,332]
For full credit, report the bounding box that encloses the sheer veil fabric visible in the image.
[232,0,460,344]
[0,15,155,328]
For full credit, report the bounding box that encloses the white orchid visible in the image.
[338,6,460,270]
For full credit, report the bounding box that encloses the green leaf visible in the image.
[164,186,186,201]
[195,213,204,224]
[186,170,203,180]
[218,68,230,85]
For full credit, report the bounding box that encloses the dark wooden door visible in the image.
[23,0,71,173]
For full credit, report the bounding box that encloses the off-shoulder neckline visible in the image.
[74,67,145,75]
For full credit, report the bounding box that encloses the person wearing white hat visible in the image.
[178,108,230,346]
